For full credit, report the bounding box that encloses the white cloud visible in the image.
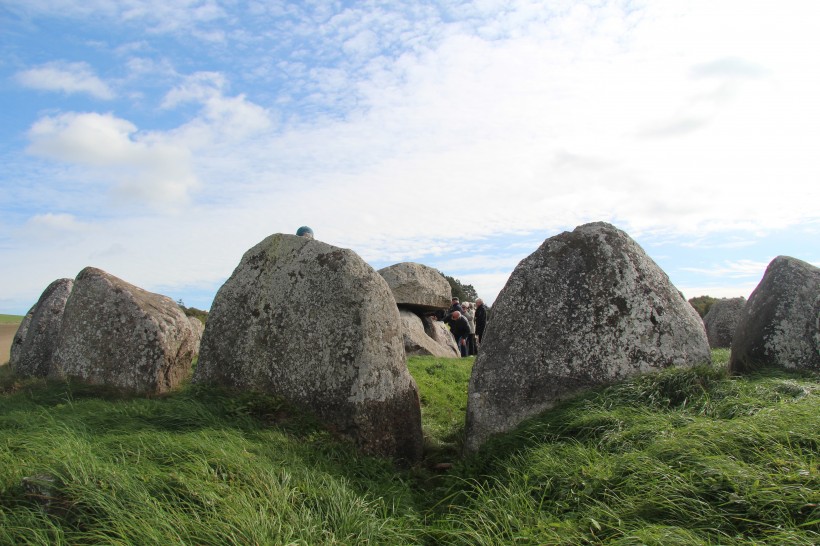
[679,237,757,250]
[677,281,760,302]
[3,0,820,315]
[432,255,525,276]
[161,71,227,108]
[162,73,274,143]
[681,259,772,279]
[3,0,117,19]
[181,94,273,141]
[691,57,768,80]
[124,56,177,79]
[28,112,139,165]
[16,61,114,99]
[459,272,516,307]
[121,0,226,33]
[113,0,816,279]
[21,213,90,239]
[26,112,198,208]
[4,0,226,34]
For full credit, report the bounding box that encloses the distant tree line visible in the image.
[440,272,479,303]
[177,300,208,324]
[688,295,718,318]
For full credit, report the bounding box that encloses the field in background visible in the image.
[0,315,22,366]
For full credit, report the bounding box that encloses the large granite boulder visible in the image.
[193,234,424,463]
[703,297,746,348]
[51,267,198,394]
[378,262,451,312]
[10,278,74,377]
[399,309,459,357]
[729,256,820,373]
[465,222,711,452]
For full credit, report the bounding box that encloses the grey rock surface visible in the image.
[378,262,451,311]
[188,316,205,357]
[729,256,820,373]
[10,278,74,377]
[399,308,458,357]
[703,297,746,348]
[465,222,711,452]
[193,234,423,463]
[427,316,458,350]
[52,267,198,394]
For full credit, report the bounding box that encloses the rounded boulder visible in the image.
[193,234,424,463]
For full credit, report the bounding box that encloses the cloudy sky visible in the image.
[1,0,818,315]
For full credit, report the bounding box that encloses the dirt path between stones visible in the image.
[0,323,19,365]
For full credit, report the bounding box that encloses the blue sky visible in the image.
[1,0,819,315]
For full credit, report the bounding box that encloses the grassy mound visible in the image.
[1,351,818,545]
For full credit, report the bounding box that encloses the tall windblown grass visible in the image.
[1,350,818,545]
[425,350,819,545]
[0,375,422,544]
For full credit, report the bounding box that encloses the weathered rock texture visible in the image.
[466,222,711,452]
[51,267,198,394]
[703,297,746,348]
[399,309,459,357]
[193,234,424,463]
[729,256,820,373]
[378,262,451,311]
[188,316,205,356]
[10,278,74,378]
[427,317,458,349]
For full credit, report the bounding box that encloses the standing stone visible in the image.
[52,267,198,394]
[465,222,711,452]
[399,309,459,357]
[10,278,74,378]
[703,297,746,348]
[729,256,820,373]
[193,234,423,463]
[188,316,205,357]
[427,316,460,352]
[378,262,451,311]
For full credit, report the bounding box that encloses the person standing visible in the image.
[463,302,478,356]
[448,310,471,357]
[443,297,464,326]
[475,298,488,348]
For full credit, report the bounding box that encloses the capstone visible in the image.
[378,262,451,312]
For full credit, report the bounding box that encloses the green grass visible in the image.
[1,350,818,545]
[0,314,24,324]
[407,356,473,461]
[425,350,820,545]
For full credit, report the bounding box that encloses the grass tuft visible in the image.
[1,351,818,544]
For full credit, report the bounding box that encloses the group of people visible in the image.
[443,297,487,358]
